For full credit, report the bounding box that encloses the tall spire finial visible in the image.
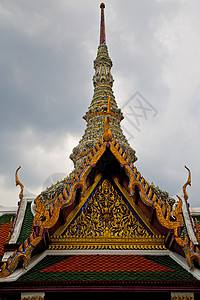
[100,3,106,45]
[70,3,137,167]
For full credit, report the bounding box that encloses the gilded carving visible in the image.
[15,166,24,200]
[0,197,61,278]
[109,140,185,230]
[50,236,166,250]
[51,179,166,250]
[60,140,107,207]
[63,179,150,238]
[183,165,191,201]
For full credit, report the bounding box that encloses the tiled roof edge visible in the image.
[174,191,198,245]
[0,207,17,217]
[9,197,34,244]
[0,249,171,283]
[1,249,200,283]
[169,251,200,281]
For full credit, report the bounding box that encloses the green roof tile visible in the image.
[0,214,15,225]
[17,255,198,282]
[17,202,34,244]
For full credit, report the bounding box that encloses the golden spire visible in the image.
[103,95,113,142]
[100,3,106,45]
[70,3,137,167]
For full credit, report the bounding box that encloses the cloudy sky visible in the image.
[0,0,200,207]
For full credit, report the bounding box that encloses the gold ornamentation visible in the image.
[50,180,166,250]
[0,233,42,278]
[60,140,107,207]
[109,140,183,230]
[174,196,200,269]
[195,217,200,244]
[21,295,45,300]
[0,198,61,278]
[177,233,200,269]
[15,166,24,200]
[64,179,150,238]
[6,216,14,243]
[183,165,191,201]
[50,235,166,250]
[171,292,194,300]
[103,96,113,142]
[173,167,200,269]
[33,197,62,232]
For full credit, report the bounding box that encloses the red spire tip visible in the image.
[100,3,106,45]
[100,3,105,9]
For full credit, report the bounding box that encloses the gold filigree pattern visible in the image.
[51,179,166,250]
[50,235,166,250]
[63,179,150,238]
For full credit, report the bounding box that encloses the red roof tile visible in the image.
[40,255,174,273]
[0,223,11,256]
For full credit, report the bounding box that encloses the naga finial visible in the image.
[15,166,24,200]
[103,95,113,142]
[183,165,191,201]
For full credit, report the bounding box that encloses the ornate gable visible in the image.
[50,178,165,250]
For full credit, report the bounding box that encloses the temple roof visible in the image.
[1,4,200,295]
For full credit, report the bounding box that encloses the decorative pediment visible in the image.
[50,179,166,250]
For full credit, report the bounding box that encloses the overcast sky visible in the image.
[0,0,200,207]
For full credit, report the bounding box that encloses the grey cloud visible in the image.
[0,0,200,207]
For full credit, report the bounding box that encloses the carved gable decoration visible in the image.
[64,179,149,238]
[50,179,166,250]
